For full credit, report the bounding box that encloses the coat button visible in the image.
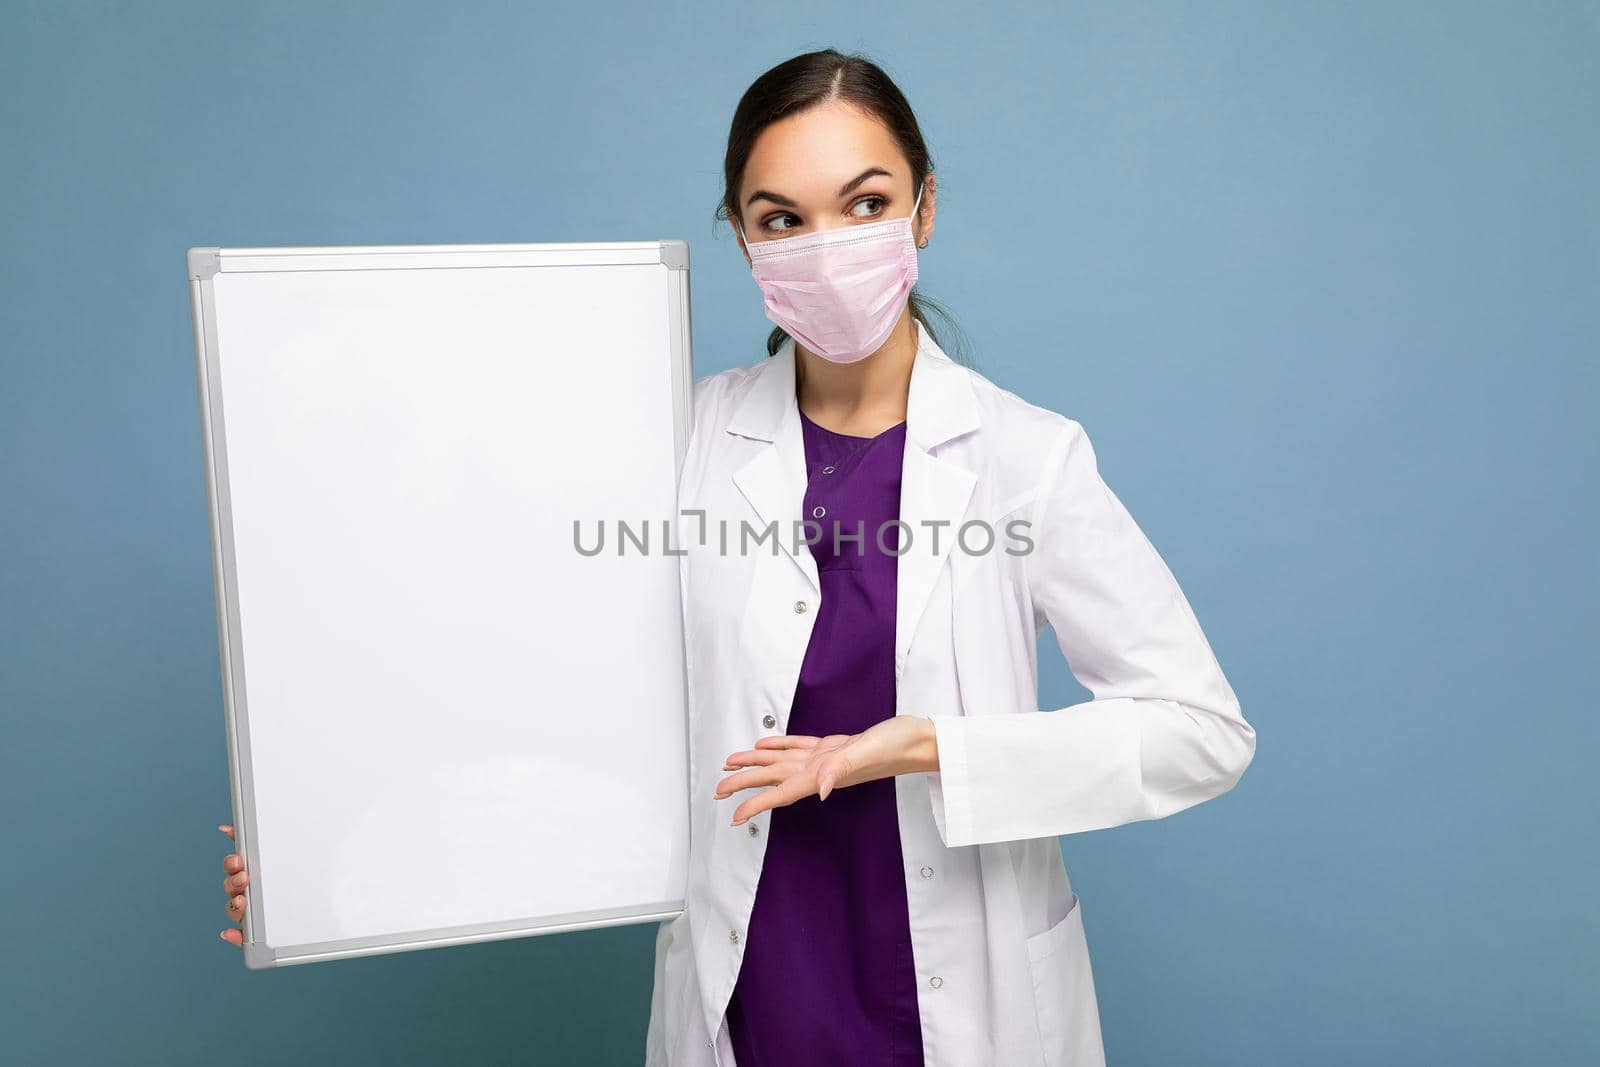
[812,505,826,518]
[822,465,835,474]
[920,865,934,878]
[748,822,760,836]
[762,713,777,728]
[929,975,943,989]
[793,600,808,614]
[729,929,740,943]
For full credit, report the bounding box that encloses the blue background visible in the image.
[3,2,1595,1064]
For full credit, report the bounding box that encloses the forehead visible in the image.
[741,100,906,202]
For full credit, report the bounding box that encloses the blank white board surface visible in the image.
[187,240,693,968]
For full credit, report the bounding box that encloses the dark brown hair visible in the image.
[717,48,971,365]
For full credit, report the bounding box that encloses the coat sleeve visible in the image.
[926,419,1256,847]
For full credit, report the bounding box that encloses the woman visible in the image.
[217,48,1256,1067]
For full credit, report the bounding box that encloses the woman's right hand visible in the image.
[218,823,249,946]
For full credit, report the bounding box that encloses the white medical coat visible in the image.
[645,318,1256,1066]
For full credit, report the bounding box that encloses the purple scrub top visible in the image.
[725,408,924,1066]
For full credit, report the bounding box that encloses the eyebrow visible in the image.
[745,166,895,209]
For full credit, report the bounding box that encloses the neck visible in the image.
[793,312,917,437]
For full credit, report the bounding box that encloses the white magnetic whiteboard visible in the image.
[187,240,693,969]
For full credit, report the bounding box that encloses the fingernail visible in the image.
[218,931,228,941]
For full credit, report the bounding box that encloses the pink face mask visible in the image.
[735,183,924,364]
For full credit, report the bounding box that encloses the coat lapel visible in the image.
[894,320,980,678]
[724,320,982,665]
[727,338,819,593]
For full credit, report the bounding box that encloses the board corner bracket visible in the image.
[242,943,277,970]
[660,240,689,271]
[188,247,221,280]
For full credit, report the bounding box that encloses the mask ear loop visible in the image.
[910,180,927,248]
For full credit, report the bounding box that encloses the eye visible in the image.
[761,213,800,235]
[850,195,887,219]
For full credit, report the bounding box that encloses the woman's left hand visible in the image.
[715,715,939,826]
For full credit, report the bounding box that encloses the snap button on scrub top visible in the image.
[725,409,923,1067]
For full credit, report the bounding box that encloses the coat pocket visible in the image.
[1025,893,1105,1067]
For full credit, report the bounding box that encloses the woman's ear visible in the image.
[916,175,936,249]
[731,211,752,265]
